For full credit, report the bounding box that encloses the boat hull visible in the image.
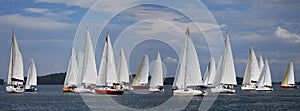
[149,88,164,92]
[280,85,298,89]
[173,88,206,96]
[255,87,273,91]
[25,85,37,92]
[131,85,149,89]
[95,88,124,95]
[74,87,95,93]
[62,87,74,92]
[241,85,255,90]
[211,87,235,93]
[62,86,77,92]
[6,85,24,93]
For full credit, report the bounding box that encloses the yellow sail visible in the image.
[281,64,289,86]
[132,57,145,86]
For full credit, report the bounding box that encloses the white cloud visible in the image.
[163,56,178,63]
[275,26,300,43]
[23,8,49,13]
[240,32,269,41]
[35,0,140,14]
[35,0,97,9]
[18,39,72,44]
[0,14,75,30]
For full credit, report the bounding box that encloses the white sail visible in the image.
[257,59,272,87]
[173,28,202,89]
[97,40,107,86]
[76,51,84,86]
[258,54,264,72]
[172,36,187,89]
[64,48,78,87]
[139,54,149,84]
[8,32,24,83]
[212,55,223,86]
[25,58,37,87]
[132,54,149,86]
[203,57,216,85]
[149,52,164,87]
[117,48,130,84]
[242,45,260,85]
[97,34,118,86]
[287,62,295,85]
[220,32,237,85]
[81,28,97,85]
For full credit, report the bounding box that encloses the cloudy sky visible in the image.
[0,0,299,82]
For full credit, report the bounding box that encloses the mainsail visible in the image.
[132,54,149,86]
[25,58,37,87]
[281,62,295,86]
[64,48,78,87]
[173,28,202,89]
[97,33,119,86]
[81,28,97,85]
[149,52,164,88]
[8,31,24,84]
[220,32,237,85]
[242,45,260,85]
[117,48,130,84]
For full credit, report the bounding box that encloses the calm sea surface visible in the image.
[0,85,300,111]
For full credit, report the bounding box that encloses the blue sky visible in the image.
[0,0,299,82]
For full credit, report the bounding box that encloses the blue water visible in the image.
[0,85,300,110]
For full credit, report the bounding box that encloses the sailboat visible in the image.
[116,48,133,91]
[95,33,123,95]
[63,48,78,92]
[280,62,298,88]
[256,59,273,91]
[6,31,25,93]
[25,58,38,92]
[74,28,97,93]
[149,52,164,92]
[203,57,216,88]
[172,28,206,96]
[131,54,150,89]
[241,45,260,90]
[211,32,237,93]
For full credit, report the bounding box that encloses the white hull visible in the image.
[6,85,24,93]
[255,87,273,91]
[241,85,255,90]
[204,85,215,88]
[211,87,235,93]
[173,88,206,96]
[122,86,134,91]
[149,88,164,92]
[74,87,95,93]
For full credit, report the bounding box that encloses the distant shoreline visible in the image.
[0,73,297,85]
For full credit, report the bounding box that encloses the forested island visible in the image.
[0,73,246,85]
